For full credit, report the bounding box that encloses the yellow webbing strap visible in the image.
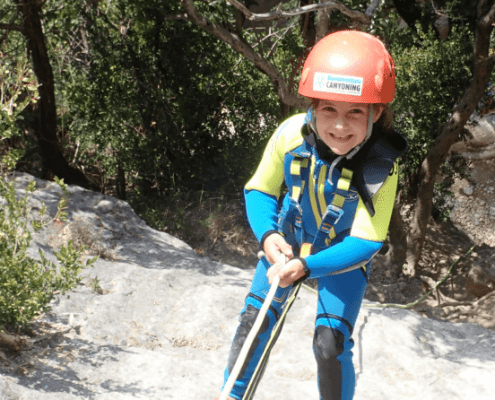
[290,158,308,201]
[332,194,346,208]
[317,164,328,217]
[323,167,353,247]
[337,168,353,191]
[324,226,337,247]
[300,243,312,258]
[308,154,321,228]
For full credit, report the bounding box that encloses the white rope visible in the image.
[219,254,285,400]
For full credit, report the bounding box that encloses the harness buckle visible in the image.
[288,198,303,216]
[321,204,344,232]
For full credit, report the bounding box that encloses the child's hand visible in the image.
[263,233,293,265]
[267,259,305,288]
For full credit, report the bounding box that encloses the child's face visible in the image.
[314,100,383,155]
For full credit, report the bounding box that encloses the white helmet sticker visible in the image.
[313,72,363,97]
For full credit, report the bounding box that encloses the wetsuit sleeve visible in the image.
[244,189,279,242]
[244,114,306,243]
[243,119,293,242]
[243,129,285,241]
[244,124,287,199]
[305,163,398,278]
[305,236,382,279]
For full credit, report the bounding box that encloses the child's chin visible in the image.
[330,146,348,155]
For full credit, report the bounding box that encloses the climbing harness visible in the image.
[279,151,356,255]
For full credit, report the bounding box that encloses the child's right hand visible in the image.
[263,233,294,265]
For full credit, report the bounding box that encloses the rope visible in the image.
[364,245,476,309]
[219,254,285,400]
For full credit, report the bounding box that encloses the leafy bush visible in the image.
[54,0,280,198]
[0,43,39,143]
[0,169,98,330]
[389,20,473,179]
[1,44,97,330]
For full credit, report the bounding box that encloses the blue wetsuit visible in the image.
[222,110,407,400]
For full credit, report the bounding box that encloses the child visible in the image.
[217,30,408,400]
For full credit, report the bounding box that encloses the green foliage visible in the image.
[91,276,100,292]
[435,0,478,30]
[49,0,282,198]
[386,14,473,179]
[0,169,97,330]
[2,0,303,219]
[0,43,39,142]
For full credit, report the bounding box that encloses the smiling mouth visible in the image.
[330,132,352,142]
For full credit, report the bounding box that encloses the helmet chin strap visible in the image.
[344,104,374,160]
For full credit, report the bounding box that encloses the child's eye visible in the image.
[323,106,336,112]
[350,108,364,114]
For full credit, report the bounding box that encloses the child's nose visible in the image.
[335,116,344,129]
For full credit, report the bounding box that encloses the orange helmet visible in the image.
[298,31,395,103]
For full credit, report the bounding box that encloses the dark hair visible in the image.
[375,104,394,134]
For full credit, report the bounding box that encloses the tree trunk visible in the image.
[19,0,93,188]
[385,199,407,277]
[300,0,316,48]
[315,6,331,42]
[116,158,126,200]
[405,0,495,276]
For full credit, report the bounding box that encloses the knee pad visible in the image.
[313,325,345,362]
[314,325,352,399]
[227,304,270,377]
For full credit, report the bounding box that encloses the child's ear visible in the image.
[372,104,384,123]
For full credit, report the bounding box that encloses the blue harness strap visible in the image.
[278,153,355,257]
[277,157,309,245]
[312,167,353,253]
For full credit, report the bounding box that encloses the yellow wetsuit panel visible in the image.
[350,161,399,242]
[245,114,306,199]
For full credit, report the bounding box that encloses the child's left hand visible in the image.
[266,259,306,288]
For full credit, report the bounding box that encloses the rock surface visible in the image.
[1,172,495,400]
[466,260,495,298]
[449,112,495,246]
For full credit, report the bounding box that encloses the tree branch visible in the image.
[180,0,308,109]
[163,14,189,21]
[142,6,189,21]
[366,245,476,309]
[365,0,380,17]
[479,0,495,23]
[480,0,495,26]
[225,0,253,19]
[226,0,371,23]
